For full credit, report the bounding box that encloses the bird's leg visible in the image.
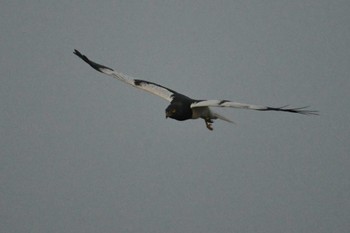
[204,119,214,131]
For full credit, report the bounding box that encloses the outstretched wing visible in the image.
[191,100,318,115]
[74,49,179,102]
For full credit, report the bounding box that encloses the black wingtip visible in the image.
[73,49,90,63]
[73,49,113,72]
[265,105,319,115]
[73,49,82,57]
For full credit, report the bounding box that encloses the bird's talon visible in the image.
[205,121,213,131]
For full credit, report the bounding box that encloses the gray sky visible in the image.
[1,1,349,233]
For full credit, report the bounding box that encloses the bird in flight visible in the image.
[73,50,318,130]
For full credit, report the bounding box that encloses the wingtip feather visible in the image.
[73,49,113,72]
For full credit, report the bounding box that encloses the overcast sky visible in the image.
[1,1,349,233]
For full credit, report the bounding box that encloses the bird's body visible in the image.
[73,50,317,130]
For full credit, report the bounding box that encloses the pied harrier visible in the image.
[74,50,318,130]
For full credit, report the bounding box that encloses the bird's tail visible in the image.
[212,111,235,124]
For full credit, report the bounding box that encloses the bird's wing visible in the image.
[74,49,177,102]
[191,100,318,115]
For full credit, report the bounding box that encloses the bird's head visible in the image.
[165,102,190,121]
[165,105,178,119]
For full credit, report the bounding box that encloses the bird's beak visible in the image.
[165,111,170,119]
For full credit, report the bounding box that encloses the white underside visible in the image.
[192,107,234,123]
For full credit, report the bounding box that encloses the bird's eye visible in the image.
[172,109,176,113]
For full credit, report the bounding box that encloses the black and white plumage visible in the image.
[73,50,318,130]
